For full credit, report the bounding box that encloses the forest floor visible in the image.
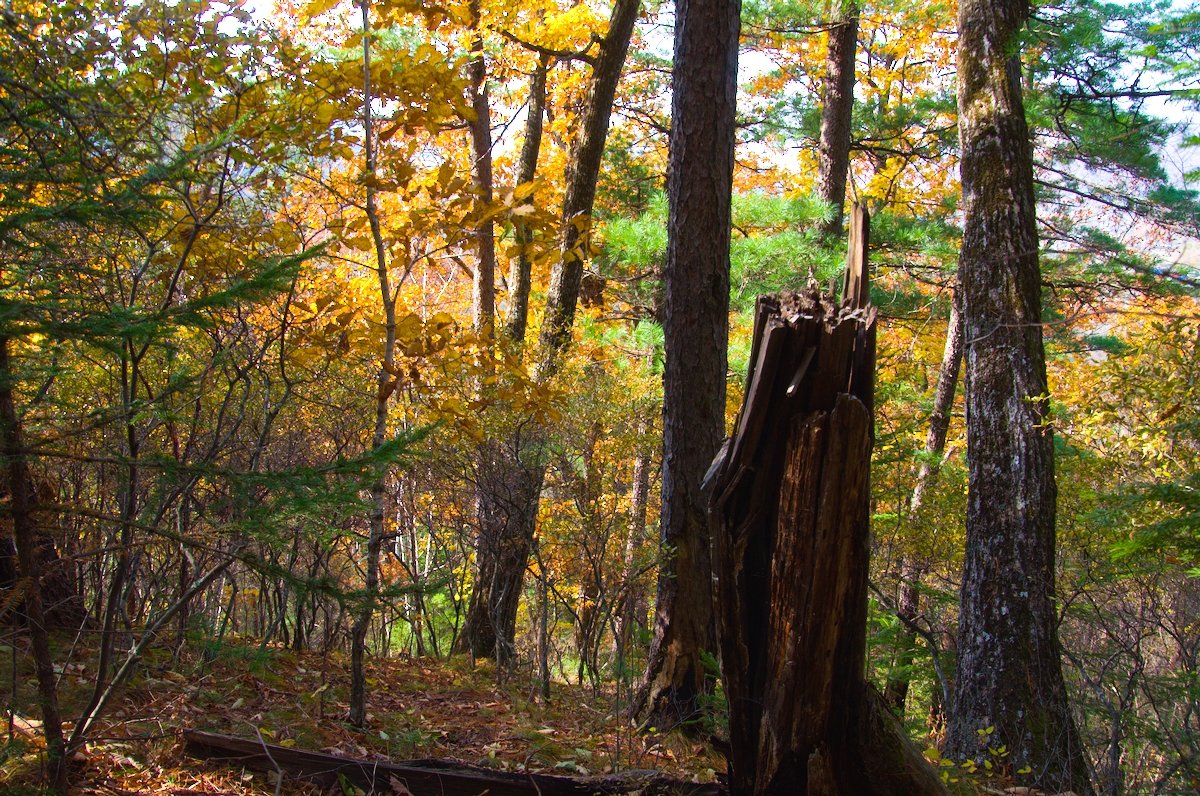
[1,634,724,795]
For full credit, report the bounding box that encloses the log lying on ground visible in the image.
[183,729,722,796]
[706,209,946,796]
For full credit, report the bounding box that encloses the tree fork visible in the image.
[459,0,639,664]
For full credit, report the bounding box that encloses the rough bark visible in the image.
[458,439,543,664]
[708,258,945,795]
[639,0,740,733]
[946,0,1092,791]
[816,2,858,240]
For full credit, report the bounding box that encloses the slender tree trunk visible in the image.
[533,0,641,381]
[504,55,549,346]
[458,0,639,663]
[461,0,512,665]
[615,410,653,655]
[0,337,67,794]
[946,0,1092,791]
[173,497,193,658]
[457,55,548,663]
[816,1,858,239]
[350,0,397,729]
[468,0,496,341]
[76,341,142,755]
[909,290,962,521]
[640,0,740,733]
[573,418,605,686]
[533,537,551,700]
[885,289,962,712]
[882,562,922,712]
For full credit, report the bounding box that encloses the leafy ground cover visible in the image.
[1,635,722,795]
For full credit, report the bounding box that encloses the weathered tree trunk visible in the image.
[459,440,543,664]
[639,0,741,734]
[946,0,1093,792]
[709,210,946,796]
[458,48,548,665]
[816,1,858,240]
[185,729,722,796]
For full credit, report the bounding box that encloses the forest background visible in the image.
[1,0,1199,793]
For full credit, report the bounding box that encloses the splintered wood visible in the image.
[707,207,945,796]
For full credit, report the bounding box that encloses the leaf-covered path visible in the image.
[2,638,723,794]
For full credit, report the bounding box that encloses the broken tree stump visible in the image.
[706,207,946,796]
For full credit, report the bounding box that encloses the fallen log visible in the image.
[183,729,723,796]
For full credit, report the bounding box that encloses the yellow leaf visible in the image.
[299,0,341,23]
[512,180,538,201]
[343,235,373,252]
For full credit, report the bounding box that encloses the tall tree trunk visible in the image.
[945,0,1092,791]
[0,337,67,793]
[504,55,549,346]
[350,0,397,729]
[458,0,639,663]
[639,0,740,733]
[816,1,858,240]
[468,0,496,341]
[884,288,962,713]
[459,52,548,665]
[76,340,142,758]
[533,0,641,382]
[461,0,515,666]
